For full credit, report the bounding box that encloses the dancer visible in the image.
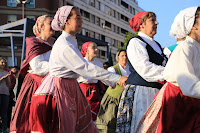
[116,11,167,133]
[136,6,200,133]
[29,6,127,133]
[77,41,104,121]
[10,14,55,132]
[96,49,130,133]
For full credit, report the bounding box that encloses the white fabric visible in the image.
[28,50,51,76]
[49,31,120,87]
[107,64,130,76]
[170,7,198,39]
[127,32,165,82]
[130,85,159,133]
[164,36,200,99]
[28,37,52,76]
[77,58,103,84]
[163,47,171,58]
[34,74,56,96]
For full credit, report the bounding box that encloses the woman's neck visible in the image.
[39,35,53,46]
[85,56,94,62]
[120,63,126,69]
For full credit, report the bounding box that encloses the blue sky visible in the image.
[138,0,200,47]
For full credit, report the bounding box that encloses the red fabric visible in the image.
[157,82,200,133]
[79,82,101,121]
[29,77,98,133]
[29,95,58,133]
[129,11,149,32]
[10,73,44,132]
[20,37,52,77]
[80,41,93,57]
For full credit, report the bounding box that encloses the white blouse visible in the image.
[107,64,130,76]
[77,58,103,84]
[127,32,165,82]
[164,36,200,99]
[28,37,52,76]
[49,31,120,87]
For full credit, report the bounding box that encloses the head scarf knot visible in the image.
[129,11,149,32]
[170,7,198,39]
[51,6,73,31]
[81,42,93,57]
[33,15,47,36]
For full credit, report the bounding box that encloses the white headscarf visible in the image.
[170,7,198,39]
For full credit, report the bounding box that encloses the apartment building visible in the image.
[0,0,143,67]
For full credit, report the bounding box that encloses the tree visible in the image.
[118,31,137,50]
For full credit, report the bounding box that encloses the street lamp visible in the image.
[14,0,31,19]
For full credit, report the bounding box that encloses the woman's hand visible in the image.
[118,76,128,87]
[0,72,11,81]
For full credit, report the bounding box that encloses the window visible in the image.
[121,14,129,22]
[116,12,119,20]
[112,39,117,47]
[100,3,105,12]
[104,21,111,30]
[112,25,115,32]
[96,33,100,39]
[80,9,90,21]
[117,27,119,33]
[26,0,35,8]
[90,0,95,7]
[105,6,111,15]
[96,17,100,26]
[121,28,128,34]
[105,37,111,44]
[130,7,132,14]
[101,35,105,41]
[7,15,17,23]
[95,1,100,9]
[7,0,17,7]
[121,0,128,10]
[91,32,95,38]
[91,15,95,23]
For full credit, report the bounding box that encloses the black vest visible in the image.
[126,35,167,89]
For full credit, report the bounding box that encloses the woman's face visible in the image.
[0,59,7,70]
[193,11,200,39]
[141,16,158,38]
[118,51,128,66]
[86,43,98,58]
[40,17,54,38]
[66,9,83,35]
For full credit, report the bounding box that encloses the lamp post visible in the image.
[14,0,31,19]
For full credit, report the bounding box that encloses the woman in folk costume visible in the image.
[116,11,168,133]
[136,6,200,133]
[96,49,130,133]
[29,6,127,133]
[10,15,55,133]
[77,41,104,121]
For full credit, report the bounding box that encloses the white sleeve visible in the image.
[127,38,164,82]
[61,46,121,87]
[29,51,51,76]
[107,66,116,74]
[174,45,200,99]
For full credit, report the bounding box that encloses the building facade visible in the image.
[0,0,142,67]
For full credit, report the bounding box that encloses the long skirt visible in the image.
[136,82,200,133]
[116,84,159,133]
[96,93,119,133]
[10,73,43,133]
[29,74,98,133]
[79,83,101,121]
